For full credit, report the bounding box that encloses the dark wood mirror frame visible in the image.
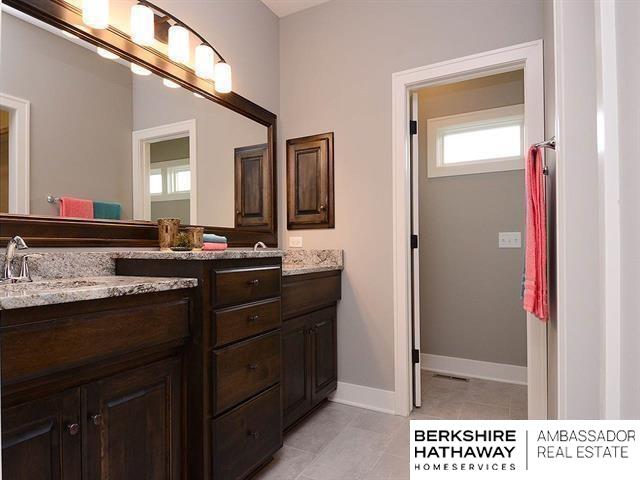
[0,0,278,247]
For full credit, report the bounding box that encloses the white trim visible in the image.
[392,40,547,419]
[0,92,30,214]
[132,120,197,223]
[426,104,525,178]
[329,381,396,415]
[422,354,527,386]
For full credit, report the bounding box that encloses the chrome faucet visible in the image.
[2,236,28,282]
[253,241,267,252]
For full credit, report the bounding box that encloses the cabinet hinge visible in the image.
[412,349,420,364]
[411,234,418,249]
[409,120,417,135]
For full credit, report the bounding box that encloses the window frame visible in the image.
[148,158,191,202]
[426,104,525,178]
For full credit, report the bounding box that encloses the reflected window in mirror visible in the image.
[148,137,191,224]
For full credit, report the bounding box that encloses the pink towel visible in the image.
[523,146,548,321]
[59,196,94,219]
[202,242,228,251]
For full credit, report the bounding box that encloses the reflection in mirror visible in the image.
[0,8,269,229]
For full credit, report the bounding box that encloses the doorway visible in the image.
[392,40,547,419]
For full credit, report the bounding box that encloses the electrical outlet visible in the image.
[498,232,521,249]
[289,236,303,248]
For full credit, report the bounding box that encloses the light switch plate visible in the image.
[498,232,521,249]
[289,236,303,248]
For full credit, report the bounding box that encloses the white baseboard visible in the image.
[421,353,527,385]
[329,381,396,414]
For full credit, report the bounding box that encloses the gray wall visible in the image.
[279,0,544,391]
[418,72,527,367]
[0,14,133,217]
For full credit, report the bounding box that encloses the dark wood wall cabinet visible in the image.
[0,289,193,479]
[117,257,284,480]
[281,270,341,430]
[286,132,335,230]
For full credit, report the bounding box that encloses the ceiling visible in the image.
[260,0,332,18]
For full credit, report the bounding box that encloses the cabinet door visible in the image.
[84,357,183,480]
[1,389,81,480]
[282,315,312,429]
[310,307,338,405]
[286,132,334,229]
[235,143,272,228]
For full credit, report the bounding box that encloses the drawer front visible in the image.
[213,266,281,307]
[213,331,281,414]
[212,385,282,480]
[1,298,190,386]
[282,271,341,319]
[213,299,281,347]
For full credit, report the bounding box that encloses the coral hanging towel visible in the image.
[523,146,548,321]
[59,196,94,219]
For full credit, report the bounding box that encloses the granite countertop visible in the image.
[115,248,285,260]
[282,249,343,276]
[0,276,197,310]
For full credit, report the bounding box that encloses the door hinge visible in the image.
[412,349,420,364]
[411,234,418,249]
[409,120,417,135]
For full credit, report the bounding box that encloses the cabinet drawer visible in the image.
[213,266,281,307]
[282,271,341,319]
[213,299,281,347]
[213,331,281,414]
[212,385,282,480]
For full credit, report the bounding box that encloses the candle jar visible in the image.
[157,218,180,251]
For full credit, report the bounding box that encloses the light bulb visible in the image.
[82,0,109,29]
[163,79,180,89]
[131,64,151,76]
[214,62,232,93]
[195,44,215,80]
[130,4,154,46]
[97,47,119,60]
[168,25,189,64]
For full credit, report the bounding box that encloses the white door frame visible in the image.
[0,92,30,214]
[391,40,547,418]
[132,119,197,223]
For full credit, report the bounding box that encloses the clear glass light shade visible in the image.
[131,64,151,76]
[168,25,189,64]
[195,44,215,80]
[82,0,109,29]
[163,78,180,89]
[130,4,154,46]
[214,62,232,93]
[97,47,119,60]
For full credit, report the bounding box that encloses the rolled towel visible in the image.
[203,233,227,244]
[93,201,121,220]
[202,242,228,251]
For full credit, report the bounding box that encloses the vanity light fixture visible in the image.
[130,3,155,46]
[195,44,215,80]
[168,25,189,64]
[163,78,180,89]
[97,47,119,60]
[131,64,151,76]
[82,0,109,30]
[214,62,232,93]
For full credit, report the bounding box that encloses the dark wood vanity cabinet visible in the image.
[0,289,193,480]
[281,270,341,429]
[117,257,284,480]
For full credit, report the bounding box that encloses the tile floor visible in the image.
[254,371,527,480]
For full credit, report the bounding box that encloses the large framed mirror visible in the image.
[0,0,277,247]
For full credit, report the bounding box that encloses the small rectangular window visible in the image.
[149,159,190,202]
[427,104,524,178]
[149,169,163,195]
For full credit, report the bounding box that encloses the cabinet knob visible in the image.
[248,314,260,323]
[247,279,260,286]
[247,430,260,439]
[236,209,241,215]
[247,363,258,371]
[319,203,327,211]
[90,414,103,426]
[67,423,80,436]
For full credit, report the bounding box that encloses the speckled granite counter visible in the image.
[0,276,197,310]
[282,249,343,276]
